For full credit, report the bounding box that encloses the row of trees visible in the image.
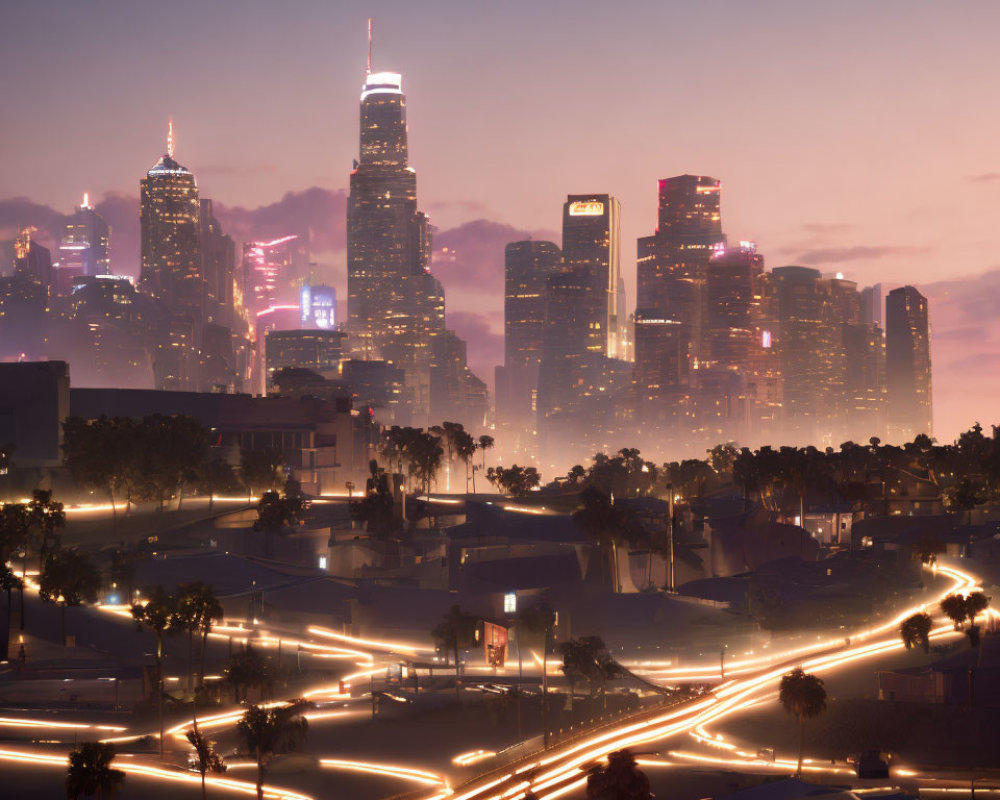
[380,422,495,494]
[62,414,290,518]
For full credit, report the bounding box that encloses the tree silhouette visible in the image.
[175,582,224,693]
[196,458,241,512]
[240,447,285,499]
[432,605,479,699]
[253,490,305,559]
[0,564,22,661]
[237,701,309,800]
[66,741,125,800]
[940,594,969,629]
[779,667,827,776]
[28,489,65,571]
[585,748,651,800]
[899,612,932,653]
[225,645,275,704]
[486,464,541,497]
[186,722,226,800]
[559,635,621,712]
[38,548,101,644]
[131,586,178,756]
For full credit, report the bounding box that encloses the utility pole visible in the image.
[667,485,675,592]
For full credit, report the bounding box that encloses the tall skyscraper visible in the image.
[58,194,110,280]
[345,30,482,423]
[139,124,204,323]
[637,175,726,358]
[496,240,561,436]
[504,241,561,370]
[199,199,235,325]
[860,283,883,326]
[562,195,622,359]
[886,285,932,441]
[347,68,430,363]
[13,228,52,290]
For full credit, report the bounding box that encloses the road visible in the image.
[0,559,995,800]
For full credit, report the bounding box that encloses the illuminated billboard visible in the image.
[482,621,508,669]
[568,201,605,217]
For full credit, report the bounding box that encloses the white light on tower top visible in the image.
[361,72,403,101]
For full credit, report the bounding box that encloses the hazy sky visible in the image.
[2,0,999,440]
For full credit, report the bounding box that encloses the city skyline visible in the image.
[2,1,999,441]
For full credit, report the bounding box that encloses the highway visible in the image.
[0,559,994,799]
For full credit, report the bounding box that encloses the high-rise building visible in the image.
[562,195,622,359]
[771,266,842,443]
[504,240,561,369]
[345,33,483,424]
[139,126,204,323]
[13,228,52,291]
[860,283,883,326]
[199,199,235,325]
[703,243,765,369]
[265,328,347,389]
[885,285,932,441]
[637,175,726,359]
[496,240,561,435]
[347,69,430,363]
[241,235,307,316]
[58,194,110,279]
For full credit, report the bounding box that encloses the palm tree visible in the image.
[431,605,479,699]
[131,586,178,757]
[900,612,932,653]
[478,435,495,471]
[38,548,101,644]
[66,741,125,800]
[175,582,225,694]
[779,667,827,776]
[186,722,226,800]
[573,487,643,593]
[585,748,651,800]
[514,602,556,741]
[224,645,274,704]
[237,701,309,800]
[940,594,968,629]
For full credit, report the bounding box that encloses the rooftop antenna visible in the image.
[167,118,175,158]
[367,17,373,74]
[82,192,90,209]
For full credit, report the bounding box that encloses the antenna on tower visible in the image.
[82,192,90,209]
[367,17,373,74]
[167,118,175,158]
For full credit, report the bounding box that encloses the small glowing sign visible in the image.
[568,201,605,216]
[762,330,772,349]
[696,182,721,194]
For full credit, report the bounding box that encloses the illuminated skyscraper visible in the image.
[241,235,307,316]
[345,28,482,423]
[13,228,52,290]
[886,285,932,441]
[57,194,110,289]
[496,240,561,436]
[504,241,560,369]
[637,175,726,358]
[199,199,235,324]
[139,124,204,323]
[562,195,622,359]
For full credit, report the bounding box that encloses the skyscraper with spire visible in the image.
[346,22,483,423]
[140,121,205,324]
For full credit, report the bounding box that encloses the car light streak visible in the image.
[0,746,313,799]
[308,625,430,654]
[320,758,446,787]
[453,750,497,766]
[0,716,126,733]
